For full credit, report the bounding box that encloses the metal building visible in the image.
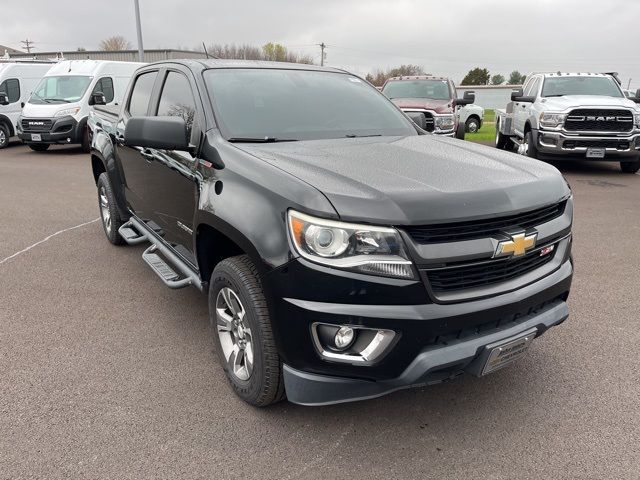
[6,49,208,63]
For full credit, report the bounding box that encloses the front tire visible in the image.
[523,130,539,159]
[620,159,640,174]
[209,255,285,407]
[28,143,50,152]
[455,123,465,140]
[0,123,10,149]
[97,172,125,245]
[465,116,480,133]
[81,125,91,153]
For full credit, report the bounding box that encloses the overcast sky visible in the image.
[2,0,639,88]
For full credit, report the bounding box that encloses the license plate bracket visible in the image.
[586,147,605,158]
[480,327,537,376]
[31,133,42,142]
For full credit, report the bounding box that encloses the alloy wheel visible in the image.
[0,129,6,147]
[99,186,111,234]
[216,287,254,381]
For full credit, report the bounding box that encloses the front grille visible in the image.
[423,112,435,132]
[565,109,633,133]
[404,201,566,244]
[424,247,556,294]
[21,119,53,132]
[564,139,630,150]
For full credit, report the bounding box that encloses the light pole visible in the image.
[133,0,144,62]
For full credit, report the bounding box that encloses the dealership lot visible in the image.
[1,143,639,478]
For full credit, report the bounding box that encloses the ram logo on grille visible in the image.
[494,232,537,258]
[29,121,46,126]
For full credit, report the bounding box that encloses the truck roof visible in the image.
[386,75,449,82]
[145,59,348,74]
[532,72,615,78]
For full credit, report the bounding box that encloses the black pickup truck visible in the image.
[88,60,573,406]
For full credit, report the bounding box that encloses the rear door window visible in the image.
[0,78,20,103]
[128,71,158,116]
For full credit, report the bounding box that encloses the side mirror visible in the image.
[0,92,9,106]
[455,90,475,107]
[124,116,189,151]
[90,92,107,106]
[406,111,427,130]
[511,88,535,103]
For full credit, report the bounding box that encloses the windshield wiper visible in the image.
[544,94,565,98]
[45,98,71,103]
[31,91,51,103]
[345,134,382,138]
[227,137,298,143]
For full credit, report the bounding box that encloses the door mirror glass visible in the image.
[455,90,475,106]
[406,111,427,130]
[0,92,8,106]
[511,88,524,101]
[124,116,189,151]
[91,92,107,106]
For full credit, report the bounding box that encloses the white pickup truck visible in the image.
[495,72,640,173]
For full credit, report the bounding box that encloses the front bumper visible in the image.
[534,128,640,159]
[17,115,83,145]
[266,253,573,405]
[284,298,568,405]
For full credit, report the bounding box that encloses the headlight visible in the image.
[539,112,567,128]
[55,107,81,117]
[287,210,415,279]
[634,113,640,127]
[435,115,455,131]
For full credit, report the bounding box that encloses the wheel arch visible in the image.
[0,114,15,137]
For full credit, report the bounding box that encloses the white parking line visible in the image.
[0,218,100,266]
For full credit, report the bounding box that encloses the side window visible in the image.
[93,77,114,103]
[0,78,20,103]
[128,71,158,117]
[524,77,540,97]
[156,71,197,136]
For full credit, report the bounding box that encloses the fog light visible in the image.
[334,326,355,350]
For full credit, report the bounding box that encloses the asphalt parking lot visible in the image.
[1,141,639,479]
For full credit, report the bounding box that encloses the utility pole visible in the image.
[21,39,35,54]
[319,42,326,66]
[627,78,632,89]
[133,0,145,62]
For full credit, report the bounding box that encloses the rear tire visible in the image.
[209,255,285,407]
[97,172,125,245]
[523,130,539,159]
[0,123,10,149]
[495,119,510,150]
[28,143,50,152]
[620,160,640,174]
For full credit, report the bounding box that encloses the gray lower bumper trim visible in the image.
[283,300,569,406]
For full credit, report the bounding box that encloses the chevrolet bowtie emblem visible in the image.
[494,232,537,258]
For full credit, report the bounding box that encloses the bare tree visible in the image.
[365,65,425,87]
[100,36,132,52]
[204,43,314,64]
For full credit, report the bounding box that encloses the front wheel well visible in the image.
[91,155,106,185]
[196,224,246,284]
[0,116,15,137]
[466,114,481,123]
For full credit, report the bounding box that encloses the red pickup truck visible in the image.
[382,75,474,139]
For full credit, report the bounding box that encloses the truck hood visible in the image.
[540,95,640,112]
[390,98,453,114]
[236,135,570,225]
[21,102,81,118]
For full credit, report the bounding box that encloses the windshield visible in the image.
[382,80,452,100]
[541,76,623,98]
[203,69,415,141]
[29,75,92,104]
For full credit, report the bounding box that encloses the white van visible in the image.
[18,60,144,152]
[0,62,54,149]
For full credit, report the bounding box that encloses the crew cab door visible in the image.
[116,69,160,218]
[141,68,201,264]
